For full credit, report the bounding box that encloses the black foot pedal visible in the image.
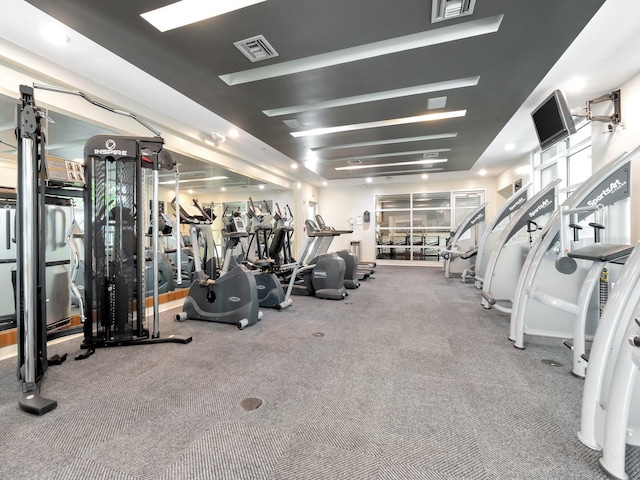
[48,353,68,366]
[75,348,95,361]
[562,340,573,350]
[581,353,589,362]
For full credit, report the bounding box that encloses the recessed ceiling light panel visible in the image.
[311,133,458,151]
[141,0,267,33]
[330,149,450,163]
[264,77,477,117]
[291,110,466,137]
[335,159,448,170]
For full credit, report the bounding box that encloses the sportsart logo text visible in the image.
[94,139,127,156]
[470,212,485,224]
[508,196,526,212]
[528,199,551,218]
[587,179,626,206]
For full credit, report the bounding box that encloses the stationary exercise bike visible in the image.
[175,200,262,329]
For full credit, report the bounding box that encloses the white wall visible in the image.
[590,70,640,240]
[495,154,532,199]
[317,176,498,261]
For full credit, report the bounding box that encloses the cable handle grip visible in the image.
[5,205,10,250]
[247,197,257,217]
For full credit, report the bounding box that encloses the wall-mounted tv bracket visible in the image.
[572,90,622,132]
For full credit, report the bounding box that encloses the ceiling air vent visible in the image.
[431,0,476,23]
[423,152,440,159]
[234,35,279,62]
[347,159,362,165]
[283,119,304,130]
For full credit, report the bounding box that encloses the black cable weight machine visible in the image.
[15,83,191,415]
[15,85,56,415]
[81,135,192,349]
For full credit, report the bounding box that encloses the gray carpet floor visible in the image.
[1,266,639,479]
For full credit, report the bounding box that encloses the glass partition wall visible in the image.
[375,190,484,262]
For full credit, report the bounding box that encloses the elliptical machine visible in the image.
[284,219,347,300]
[269,203,296,266]
[225,201,291,310]
[175,200,262,329]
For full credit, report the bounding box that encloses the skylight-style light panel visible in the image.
[141,0,267,33]
[291,110,466,137]
[220,15,503,85]
[264,77,478,117]
[327,149,451,163]
[311,133,458,151]
[335,159,448,170]
[342,168,445,177]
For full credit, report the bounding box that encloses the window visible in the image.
[533,119,591,201]
[375,190,484,262]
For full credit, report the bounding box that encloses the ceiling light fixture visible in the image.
[220,15,502,85]
[335,159,447,171]
[291,110,466,138]
[328,148,451,163]
[40,24,70,45]
[366,178,373,183]
[311,133,458,151]
[228,128,240,138]
[504,143,516,151]
[344,168,445,177]
[140,0,267,33]
[478,169,488,176]
[421,174,429,179]
[158,175,228,185]
[566,76,587,92]
[322,181,328,186]
[221,187,227,191]
[264,77,478,117]
[258,184,265,190]
[291,163,298,169]
[427,96,447,110]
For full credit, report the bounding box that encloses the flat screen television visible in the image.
[531,89,576,151]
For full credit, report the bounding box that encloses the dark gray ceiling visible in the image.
[25,0,606,181]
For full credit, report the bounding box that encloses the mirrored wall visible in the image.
[0,90,294,275]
